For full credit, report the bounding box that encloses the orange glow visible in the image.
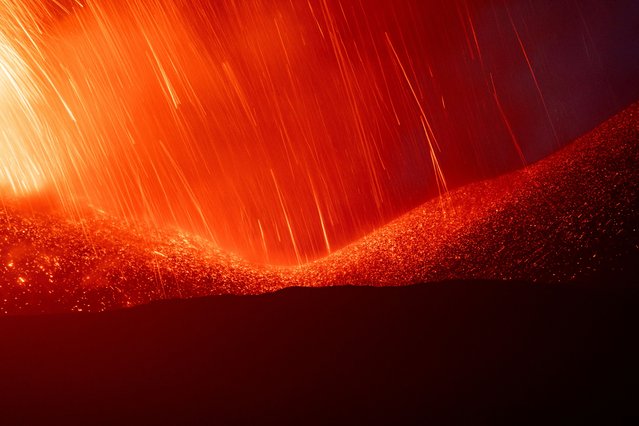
[0,1,48,195]
[2,0,455,264]
[0,38,44,194]
[1,0,588,265]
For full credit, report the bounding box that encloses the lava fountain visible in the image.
[0,0,635,265]
[1,0,451,264]
[0,0,57,195]
[0,38,44,194]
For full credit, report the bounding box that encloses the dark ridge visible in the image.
[1,277,637,424]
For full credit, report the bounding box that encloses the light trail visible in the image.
[385,31,448,198]
[506,5,560,146]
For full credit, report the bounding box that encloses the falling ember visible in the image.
[0,0,634,266]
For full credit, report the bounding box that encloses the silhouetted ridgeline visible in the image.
[0,279,637,424]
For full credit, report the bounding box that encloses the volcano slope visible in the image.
[295,102,639,287]
[1,102,638,314]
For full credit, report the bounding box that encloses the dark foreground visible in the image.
[1,278,637,424]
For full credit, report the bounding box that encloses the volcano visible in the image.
[0,103,637,422]
[1,1,638,423]
[1,101,637,314]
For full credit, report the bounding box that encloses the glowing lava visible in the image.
[0,0,78,199]
[1,0,456,264]
[0,40,43,194]
[0,0,634,265]
[0,2,47,195]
